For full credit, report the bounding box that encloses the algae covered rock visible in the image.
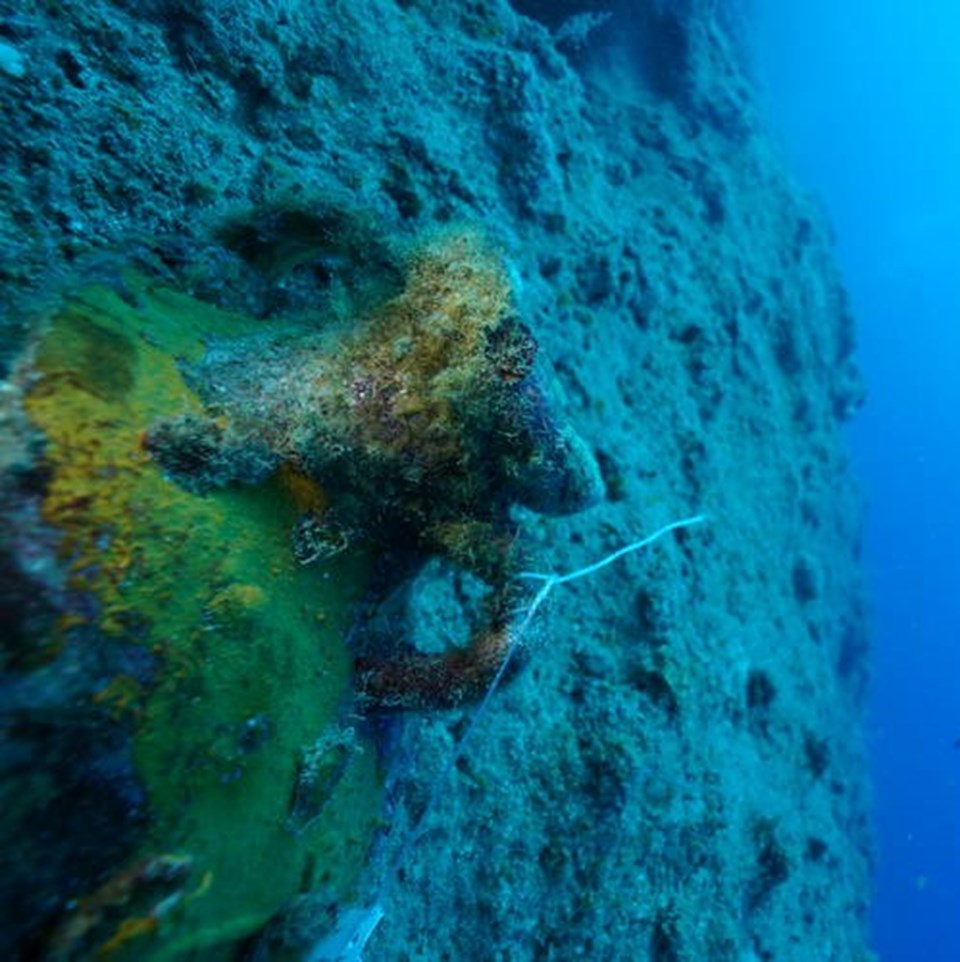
[0,1,874,959]
[1,278,382,960]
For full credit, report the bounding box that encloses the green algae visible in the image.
[23,278,381,960]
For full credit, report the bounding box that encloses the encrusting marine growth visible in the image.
[11,275,386,958]
[147,230,606,709]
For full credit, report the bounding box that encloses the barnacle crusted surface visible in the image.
[148,232,603,524]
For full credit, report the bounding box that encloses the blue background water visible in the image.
[756,3,960,958]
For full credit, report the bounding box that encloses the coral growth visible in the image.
[148,231,604,709]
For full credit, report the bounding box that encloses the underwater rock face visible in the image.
[2,284,384,959]
[0,1,872,961]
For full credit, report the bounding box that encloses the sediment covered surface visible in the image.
[0,2,872,960]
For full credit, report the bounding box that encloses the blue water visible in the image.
[757,3,960,959]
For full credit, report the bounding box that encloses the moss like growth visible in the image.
[19,278,382,960]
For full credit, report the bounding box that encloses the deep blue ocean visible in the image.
[758,3,960,958]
